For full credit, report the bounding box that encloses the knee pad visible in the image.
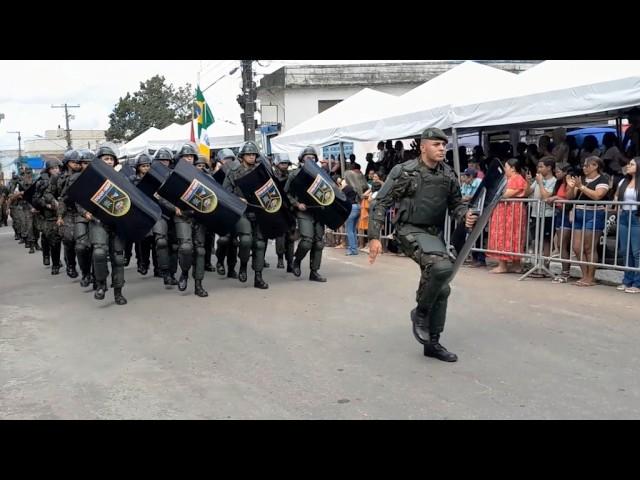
[254,239,266,252]
[179,240,193,256]
[112,250,125,267]
[217,235,229,248]
[75,242,90,255]
[156,236,168,250]
[313,240,324,252]
[298,237,313,251]
[239,234,252,250]
[231,236,240,248]
[195,246,206,257]
[93,246,108,263]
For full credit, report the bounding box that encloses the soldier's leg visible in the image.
[136,235,152,275]
[227,233,239,276]
[10,206,20,239]
[215,234,228,275]
[23,207,35,251]
[275,234,286,268]
[89,221,110,299]
[174,217,193,291]
[252,222,268,289]
[62,214,78,277]
[309,221,326,282]
[34,214,44,251]
[191,222,208,297]
[235,216,252,283]
[153,218,174,286]
[168,221,179,277]
[110,231,127,305]
[285,227,296,271]
[75,220,92,283]
[204,228,214,271]
[40,219,51,266]
[124,239,134,267]
[292,212,314,277]
[45,220,62,273]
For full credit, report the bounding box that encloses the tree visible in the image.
[105,75,193,142]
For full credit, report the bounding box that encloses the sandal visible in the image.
[552,275,568,283]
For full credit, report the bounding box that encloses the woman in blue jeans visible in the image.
[341,179,361,255]
[616,158,640,293]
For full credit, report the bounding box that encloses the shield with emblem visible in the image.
[255,178,282,213]
[67,157,161,241]
[156,159,246,235]
[289,160,351,230]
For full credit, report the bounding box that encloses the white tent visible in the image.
[119,127,162,157]
[271,61,519,156]
[450,61,640,130]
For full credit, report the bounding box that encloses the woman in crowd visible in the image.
[341,177,361,256]
[487,158,528,274]
[547,165,576,283]
[566,156,610,286]
[615,157,640,293]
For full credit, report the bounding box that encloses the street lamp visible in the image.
[202,66,239,93]
[7,130,22,159]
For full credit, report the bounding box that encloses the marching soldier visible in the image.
[272,153,295,271]
[33,159,63,274]
[54,150,83,279]
[128,153,154,276]
[223,141,269,289]
[284,147,328,282]
[213,148,239,279]
[368,128,478,362]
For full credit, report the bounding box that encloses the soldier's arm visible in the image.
[222,173,235,194]
[368,165,409,240]
[284,170,300,207]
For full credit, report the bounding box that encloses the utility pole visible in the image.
[51,103,80,150]
[8,130,22,159]
[237,60,257,141]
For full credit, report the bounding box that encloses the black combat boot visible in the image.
[216,262,226,276]
[410,308,430,345]
[277,256,285,269]
[238,264,248,283]
[28,243,35,254]
[43,254,50,266]
[205,263,214,272]
[14,233,20,240]
[114,288,127,305]
[80,275,92,288]
[309,270,327,282]
[67,266,79,278]
[178,271,189,291]
[254,272,269,289]
[286,262,293,273]
[94,282,107,300]
[227,268,238,279]
[163,272,173,286]
[137,264,148,276]
[51,265,60,275]
[264,261,270,268]
[124,256,131,267]
[18,237,25,244]
[291,259,301,277]
[194,280,208,297]
[423,333,458,362]
[34,240,41,251]
[153,269,162,278]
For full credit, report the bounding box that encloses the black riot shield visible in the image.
[157,159,246,235]
[136,162,174,217]
[448,158,507,281]
[22,181,38,207]
[235,161,294,239]
[288,160,351,230]
[66,157,162,242]
[212,168,225,185]
[119,161,136,179]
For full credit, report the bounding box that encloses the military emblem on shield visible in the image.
[306,174,335,206]
[255,178,282,214]
[180,179,218,214]
[90,180,132,217]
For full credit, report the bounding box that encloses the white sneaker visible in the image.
[617,284,627,291]
[625,287,640,294]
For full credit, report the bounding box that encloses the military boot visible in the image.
[124,256,131,267]
[80,274,92,288]
[67,266,79,279]
[216,262,226,276]
[163,272,174,287]
[227,268,238,279]
[178,271,189,291]
[410,308,431,345]
[205,263,214,272]
[309,270,327,282]
[291,259,302,277]
[34,240,41,251]
[277,256,285,269]
[114,288,127,305]
[153,268,162,278]
[43,253,50,266]
[238,264,248,283]
[286,262,293,273]
[137,264,148,276]
[28,243,35,254]
[14,233,20,240]
[194,280,208,297]
[94,282,107,300]
[254,272,269,289]
[423,333,458,362]
[264,261,270,268]
[18,237,25,244]
[51,265,60,275]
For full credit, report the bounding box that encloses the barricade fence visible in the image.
[325,197,640,278]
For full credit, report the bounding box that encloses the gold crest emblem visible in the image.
[90,180,131,217]
[180,179,218,214]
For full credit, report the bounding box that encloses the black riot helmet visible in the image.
[238,141,260,158]
[95,145,119,166]
[45,159,62,171]
[62,149,81,165]
[177,142,199,160]
[194,154,208,167]
[78,149,96,162]
[135,153,152,169]
[298,146,318,163]
[216,148,236,163]
[153,147,174,163]
[273,153,291,166]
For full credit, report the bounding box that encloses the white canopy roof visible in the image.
[450,61,640,130]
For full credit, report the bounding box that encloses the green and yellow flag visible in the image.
[194,86,214,159]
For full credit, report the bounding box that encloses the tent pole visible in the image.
[339,142,346,177]
[452,128,461,179]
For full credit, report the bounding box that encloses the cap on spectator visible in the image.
[421,127,448,142]
[462,167,477,177]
